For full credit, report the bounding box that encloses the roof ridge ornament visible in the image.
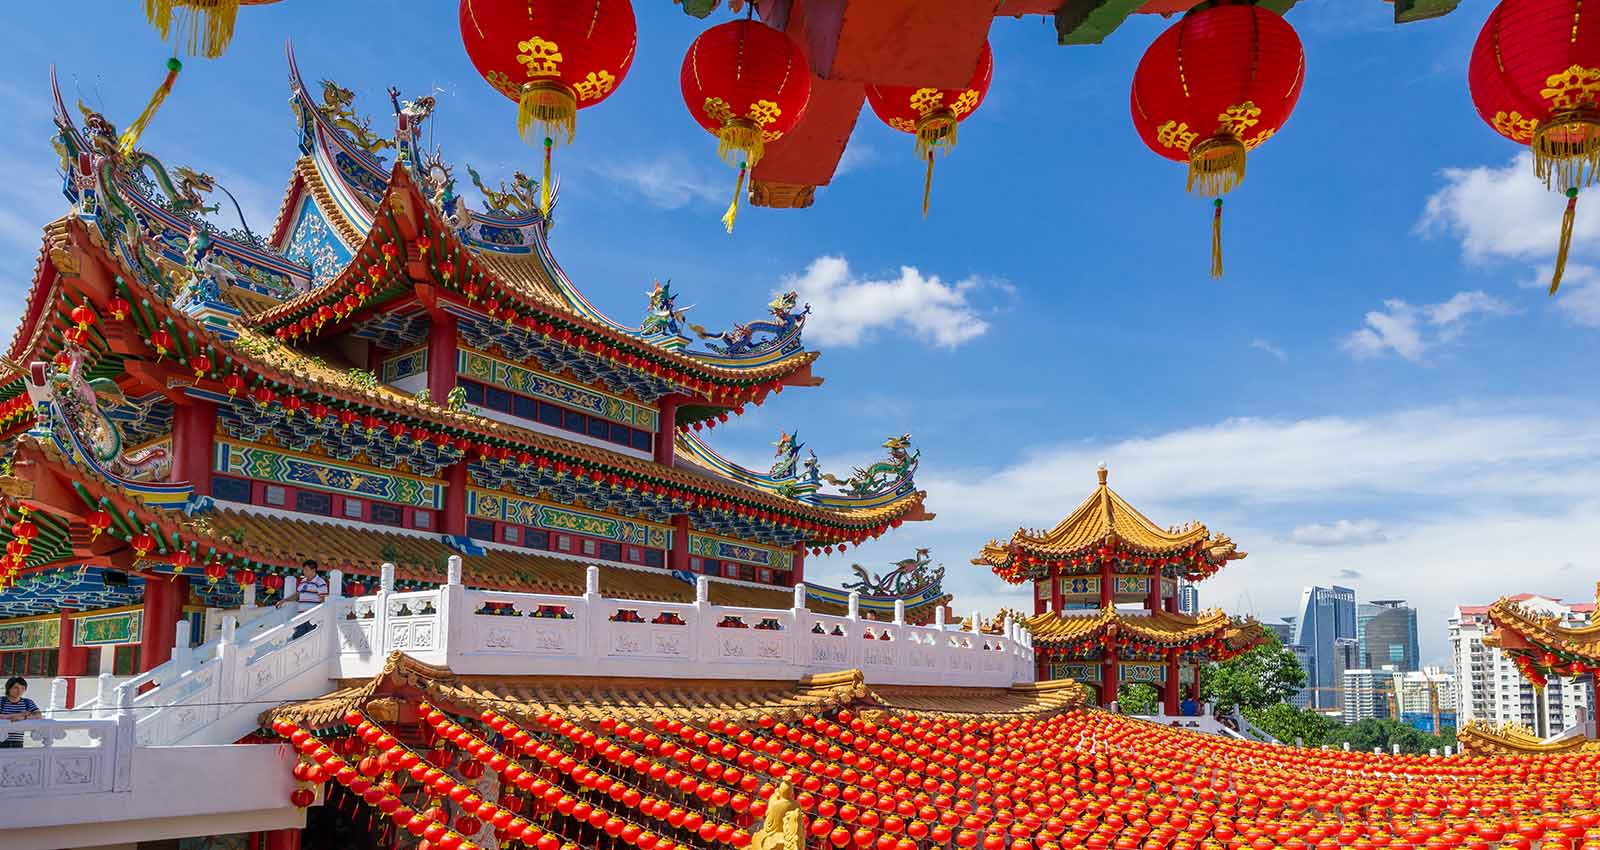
[1097,461,1108,485]
[687,290,809,359]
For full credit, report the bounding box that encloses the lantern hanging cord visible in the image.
[1553,186,1578,295]
[117,56,183,156]
[722,161,747,234]
[541,137,554,218]
[922,150,935,218]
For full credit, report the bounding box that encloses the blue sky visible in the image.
[3,1,1599,664]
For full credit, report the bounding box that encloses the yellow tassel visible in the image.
[541,137,553,218]
[146,0,243,59]
[1533,116,1600,191]
[1211,199,1224,280]
[518,82,576,145]
[717,120,764,168]
[1188,137,1247,198]
[922,151,934,218]
[118,57,183,156]
[1552,187,1578,295]
[722,162,747,234]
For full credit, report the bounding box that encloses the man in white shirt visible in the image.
[285,559,328,639]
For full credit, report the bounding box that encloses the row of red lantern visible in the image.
[272,717,485,850]
[0,393,35,430]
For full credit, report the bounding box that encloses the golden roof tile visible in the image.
[1457,719,1600,756]
[261,653,1085,731]
[1022,607,1266,650]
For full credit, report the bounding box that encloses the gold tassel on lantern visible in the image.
[1211,199,1224,280]
[145,0,243,59]
[118,57,183,156]
[722,162,747,234]
[1187,136,1246,198]
[914,109,957,217]
[1552,187,1578,295]
[922,151,935,218]
[1533,116,1600,193]
[518,81,577,145]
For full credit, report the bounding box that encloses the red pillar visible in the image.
[427,313,458,401]
[263,829,301,850]
[655,396,680,466]
[791,544,806,586]
[1101,651,1119,708]
[170,398,217,495]
[139,574,188,673]
[1189,675,1202,705]
[443,461,467,537]
[670,515,690,572]
[1164,650,1180,717]
[56,609,89,708]
[1050,569,1063,614]
[1165,593,1179,614]
[1098,560,1114,609]
[1146,568,1162,612]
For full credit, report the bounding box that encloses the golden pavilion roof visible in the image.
[262,653,1087,730]
[1022,607,1267,652]
[974,465,1245,583]
[1483,585,1600,670]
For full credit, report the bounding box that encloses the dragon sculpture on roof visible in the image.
[467,164,540,217]
[821,434,919,498]
[316,79,392,156]
[689,291,809,357]
[641,280,692,338]
[843,548,945,598]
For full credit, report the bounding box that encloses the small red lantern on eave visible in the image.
[1130,4,1305,278]
[458,0,637,215]
[680,18,812,233]
[1470,0,1600,294]
[866,41,993,219]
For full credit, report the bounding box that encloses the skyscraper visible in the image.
[1358,600,1420,672]
[1292,585,1357,711]
[1177,581,1200,615]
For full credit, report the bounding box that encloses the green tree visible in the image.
[1117,683,1159,715]
[1327,718,1457,755]
[1199,631,1307,714]
[1247,702,1338,746]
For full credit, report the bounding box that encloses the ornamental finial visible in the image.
[1097,462,1108,486]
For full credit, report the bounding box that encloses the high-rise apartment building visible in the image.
[1450,596,1594,738]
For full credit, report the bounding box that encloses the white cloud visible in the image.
[588,153,725,210]
[1341,291,1514,362]
[801,403,1600,665]
[1526,263,1600,327]
[1419,152,1600,262]
[835,141,877,178]
[1287,520,1387,547]
[781,256,998,348]
[1249,339,1287,361]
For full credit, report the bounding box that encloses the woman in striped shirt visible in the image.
[2,676,42,747]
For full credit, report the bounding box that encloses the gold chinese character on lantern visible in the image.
[517,36,564,78]
[909,88,945,116]
[1540,64,1600,111]
[746,99,782,127]
[1156,120,1198,152]
[1215,102,1263,138]
[574,70,617,101]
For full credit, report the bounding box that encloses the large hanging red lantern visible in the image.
[680,18,812,233]
[458,0,638,214]
[865,41,994,217]
[1130,4,1305,277]
[1469,0,1600,293]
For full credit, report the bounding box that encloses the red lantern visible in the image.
[107,297,131,321]
[1130,5,1304,277]
[223,373,245,397]
[865,41,993,218]
[86,510,112,540]
[70,304,97,332]
[680,19,812,232]
[150,329,174,360]
[457,0,638,214]
[1469,0,1600,293]
[190,353,212,379]
[130,532,156,557]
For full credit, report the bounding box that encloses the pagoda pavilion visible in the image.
[973,464,1262,709]
[0,50,938,686]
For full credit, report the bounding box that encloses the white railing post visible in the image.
[171,618,193,672]
[327,569,344,601]
[441,556,465,666]
[971,609,982,637]
[935,606,946,628]
[113,685,135,791]
[242,582,257,609]
[792,583,807,612]
[380,562,396,593]
[847,591,860,621]
[94,673,115,719]
[373,562,395,658]
[584,565,600,601]
[48,677,68,717]
[893,600,906,626]
[284,575,299,606]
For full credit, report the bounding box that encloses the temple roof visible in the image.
[1483,585,1600,675]
[974,465,1244,584]
[1457,719,1600,757]
[262,653,1087,731]
[1022,607,1266,653]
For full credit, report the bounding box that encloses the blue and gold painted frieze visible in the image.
[467,489,670,548]
[214,439,445,509]
[688,533,794,572]
[383,347,428,383]
[0,617,60,651]
[457,349,658,431]
[75,609,143,646]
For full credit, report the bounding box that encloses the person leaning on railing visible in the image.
[1,676,42,748]
[279,559,329,639]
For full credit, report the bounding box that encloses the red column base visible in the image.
[263,829,301,850]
